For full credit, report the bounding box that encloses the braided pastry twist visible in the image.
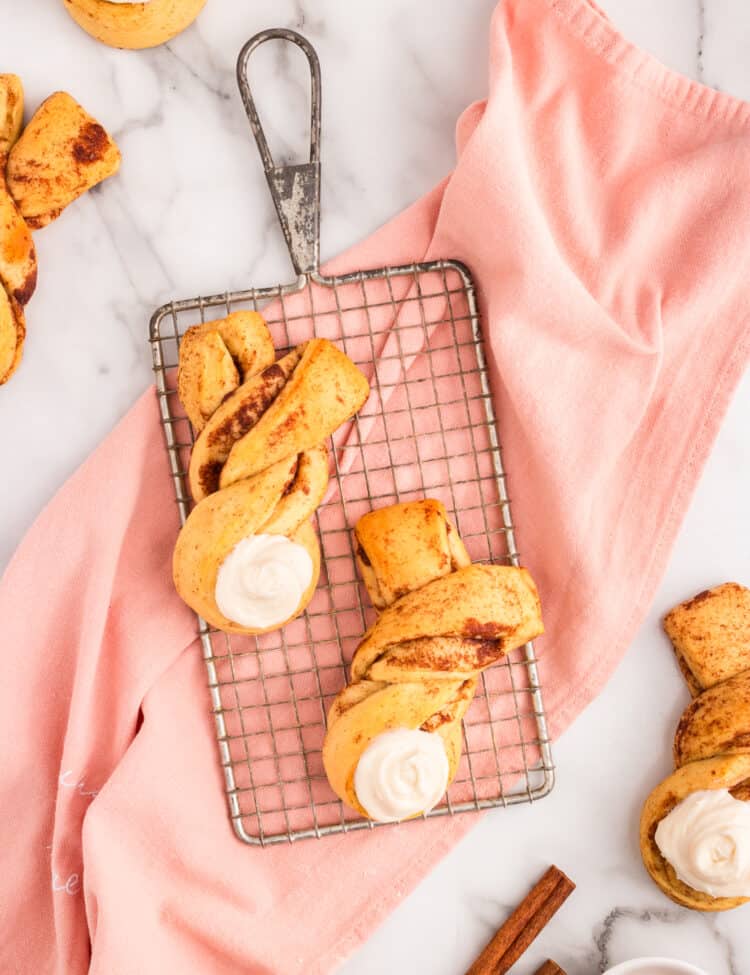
[173,312,370,634]
[323,499,544,822]
[640,583,750,912]
[0,77,119,384]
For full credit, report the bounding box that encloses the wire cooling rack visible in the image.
[149,30,554,846]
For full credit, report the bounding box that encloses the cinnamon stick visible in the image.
[534,962,567,975]
[463,865,575,975]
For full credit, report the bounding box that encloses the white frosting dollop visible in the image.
[215,534,313,630]
[354,728,449,823]
[655,789,750,899]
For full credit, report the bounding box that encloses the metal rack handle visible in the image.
[237,29,322,277]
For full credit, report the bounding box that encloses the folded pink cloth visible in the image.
[4,1,750,972]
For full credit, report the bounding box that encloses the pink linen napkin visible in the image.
[3,1,750,972]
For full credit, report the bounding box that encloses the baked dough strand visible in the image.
[0,77,119,384]
[173,313,370,634]
[323,500,544,820]
[641,582,750,912]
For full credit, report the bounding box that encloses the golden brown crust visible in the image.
[177,312,275,432]
[641,583,750,912]
[0,82,118,384]
[673,646,705,699]
[323,502,543,819]
[173,454,322,634]
[0,75,36,384]
[174,319,369,636]
[206,311,275,380]
[219,338,371,490]
[664,583,750,693]
[421,677,477,732]
[354,500,470,609]
[0,289,24,385]
[178,331,240,432]
[0,185,37,307]
[6,92,120,228]
[258,443,329,536]
[324,678,468,818]
[63,0,207,50]
[0,75,23,164]
[188,347,304,501]
[351,564,543,682]
[640,755,750,912]
[674,669,750,769]
[364,635,507,682]
[188,338,369,502]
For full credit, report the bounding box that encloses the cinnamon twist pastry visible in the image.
[0,75,34,385]
[0,77,119,384]
[0,75,23,160]
[177,311,275,434]
[6,92,121,230]
[323,500,544,822]
[640,583,750,912]
[173,313,370,634]
[63,0,207,51]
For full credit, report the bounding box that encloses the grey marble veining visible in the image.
[697,0,707,82]
[588,907,738,973]
[1,1,749,973]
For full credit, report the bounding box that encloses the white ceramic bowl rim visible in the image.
[603,958,709,975]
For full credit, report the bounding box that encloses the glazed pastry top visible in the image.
[323,499,544,822]
[655,789,750,899]
[353,728,450,823]
[214,534,315,631]
[640,582,750,912]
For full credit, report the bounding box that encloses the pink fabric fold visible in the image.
[3,1,750,972]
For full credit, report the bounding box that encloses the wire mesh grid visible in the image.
[150,258,554,845]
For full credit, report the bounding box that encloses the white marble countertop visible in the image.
[2,1,750,972]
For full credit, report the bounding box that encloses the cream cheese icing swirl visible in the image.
[655,789,750,899]
[214,534,313,630]
[354,728,449,823]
